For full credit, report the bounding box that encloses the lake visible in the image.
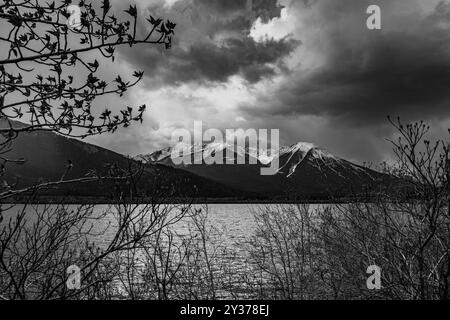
[1,202,330,298]
[2,203,327,247]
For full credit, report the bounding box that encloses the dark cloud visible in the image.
[116,0,298,86]
[240,0,450,127]
[127,36,299,85]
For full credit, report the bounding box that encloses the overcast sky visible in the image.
[86,0,450,165]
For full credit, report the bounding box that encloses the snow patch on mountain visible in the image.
[135,141,372,180]
[280,142,338,160]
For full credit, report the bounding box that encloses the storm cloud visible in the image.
[240,0,450,127]
[116,0,298,86]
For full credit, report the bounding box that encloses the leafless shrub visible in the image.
[243,119,449,300]
[105,205,233,300]
[242,204,326,299]
[0,193,195,299]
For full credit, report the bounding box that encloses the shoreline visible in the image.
[2,196,381,205]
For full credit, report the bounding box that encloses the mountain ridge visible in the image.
[136,141,392,198]
[1,120,393,201]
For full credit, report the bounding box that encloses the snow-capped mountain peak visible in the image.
[280,142,337,160]
[133,140,387,198]
[276,142,341,177]
[136,141,340,166]
[134,146,173,163]
[281,142,317,154]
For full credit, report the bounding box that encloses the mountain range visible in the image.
[2,121,392,201]
[135,141,392,200]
